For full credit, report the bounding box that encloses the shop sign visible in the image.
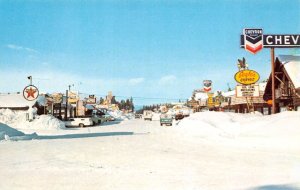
[52,93,63,103]
[68,91,79,104]
[86,95,96,104]
[207,93,214,107]
[236,85,259,97]
[234,70,260,85]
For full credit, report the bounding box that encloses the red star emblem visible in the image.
[25,87,37,98]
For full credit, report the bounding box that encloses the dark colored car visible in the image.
[160,114,173,126]
[175,113,184,120]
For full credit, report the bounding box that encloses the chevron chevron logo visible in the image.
[244,29,263,54]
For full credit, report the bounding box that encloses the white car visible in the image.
[64,117,93,128]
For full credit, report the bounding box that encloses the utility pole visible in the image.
[271,48,276,114]
[65,89,68,121]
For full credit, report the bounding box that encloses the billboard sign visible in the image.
[241,29,300,51]
[86,95,96,104]
[68,91,79,104]
[234,70,260,85]
[51,93,63,103]
[236,85,259,97]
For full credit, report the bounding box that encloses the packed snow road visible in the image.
[1,112,300,190]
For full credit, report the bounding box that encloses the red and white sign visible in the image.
[243,29,263,54]
[203,80,212,92]
[23,85,39,101]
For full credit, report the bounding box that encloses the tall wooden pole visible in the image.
[65,90,68,121]
[271,48,276,114]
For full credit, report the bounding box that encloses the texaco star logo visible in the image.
[23,85,39,101]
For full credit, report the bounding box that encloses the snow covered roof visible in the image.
[195,92,208,100]
[0,93,45,109]
[222,90,235,97]
[279,55,300,89]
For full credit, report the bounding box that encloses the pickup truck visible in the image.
[143,110,153,121]
[64,117,93,128]
[91,115,107,125]
[160,114,173,126]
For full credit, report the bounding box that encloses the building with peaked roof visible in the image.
[263,55,300,112]
[0,93,45,111]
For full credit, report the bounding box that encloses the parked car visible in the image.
[160,114,173,126]
[175,112,184,120]
[64,117,93,128]
[90,110,107,125]
[135,114,142,119]
[143,110,153,121]
[91,115,106,125]
[103,114,115,121]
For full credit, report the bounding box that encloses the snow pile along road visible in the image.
[0,109,65,130]
[176,111,300,140]
[0,122,25,140]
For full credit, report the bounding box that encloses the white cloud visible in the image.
[128,77,145,85]
[6,44,39,53]
[159,75,176,85]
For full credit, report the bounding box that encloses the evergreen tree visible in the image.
[111,96,117,104]
[99,97,104,104]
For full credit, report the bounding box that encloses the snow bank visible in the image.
[152,112,161,121]
[0,109,65,130]
[0,122,38,141]
[0,122,25,140]
[176,111,300,141]
[107,110,135,121]
[107,110,123,120]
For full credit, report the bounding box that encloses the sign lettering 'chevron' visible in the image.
[243,29,263,54]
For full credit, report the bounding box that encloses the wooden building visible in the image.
[263,55,300,112]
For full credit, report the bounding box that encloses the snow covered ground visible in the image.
[0,110,300,190]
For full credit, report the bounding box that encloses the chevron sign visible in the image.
[240,29,300,53]
[243,29,263,54]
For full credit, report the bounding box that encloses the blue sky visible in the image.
[0,0,300,105]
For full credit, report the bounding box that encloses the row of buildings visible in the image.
[0,91,119,120]
[188,55,300,114]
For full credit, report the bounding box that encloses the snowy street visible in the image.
[1,112,300,190]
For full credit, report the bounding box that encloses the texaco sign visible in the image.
[23,85,39,101]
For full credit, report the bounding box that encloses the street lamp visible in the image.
[68,84,74,91]
[27,76,32,85]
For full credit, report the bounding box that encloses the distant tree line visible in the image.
[135,103,177,114]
